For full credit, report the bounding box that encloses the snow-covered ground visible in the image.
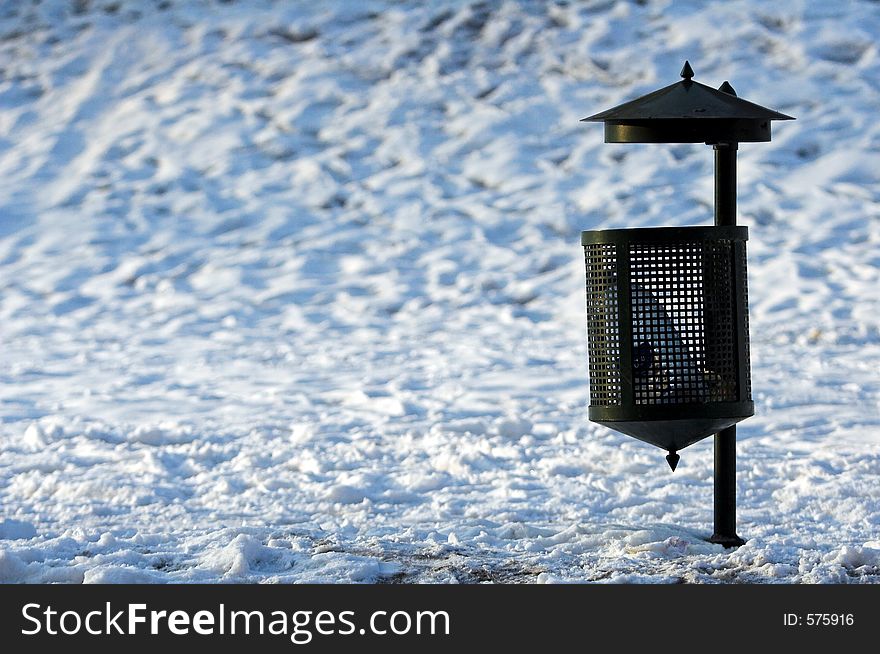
[0,0,878,583]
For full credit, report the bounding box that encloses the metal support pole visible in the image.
[709,143,745,547]
[714,143,736,227]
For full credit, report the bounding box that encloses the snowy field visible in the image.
[0,0,878,583]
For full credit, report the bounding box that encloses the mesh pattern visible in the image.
[739,244,752,400]
[629,241,742,405]
[584,244,621,406]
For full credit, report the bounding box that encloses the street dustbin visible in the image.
[582,225,753,459]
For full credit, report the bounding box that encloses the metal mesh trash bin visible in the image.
[582,225,753,457]
[578,61,792,543]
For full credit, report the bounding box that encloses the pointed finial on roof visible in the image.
[680,60,694,81]
[718,80,737,96]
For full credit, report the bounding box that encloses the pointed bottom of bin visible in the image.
[594,416,748,452]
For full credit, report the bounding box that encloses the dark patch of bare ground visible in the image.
[378,551,547,584]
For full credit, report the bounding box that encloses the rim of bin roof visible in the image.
[582,61,794,143]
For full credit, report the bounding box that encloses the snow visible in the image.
[0,0,878,583]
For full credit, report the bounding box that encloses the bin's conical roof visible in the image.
[582,61,794,143]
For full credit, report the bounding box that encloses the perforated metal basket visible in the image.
[582,226,753,452]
